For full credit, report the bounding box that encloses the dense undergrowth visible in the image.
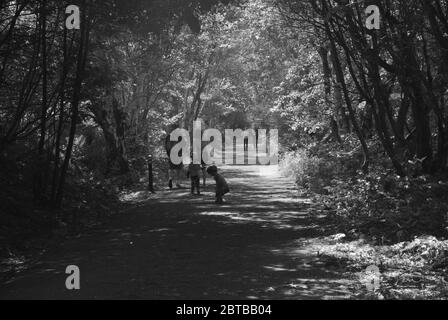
[281,136,448,243]
[280,135,448,299]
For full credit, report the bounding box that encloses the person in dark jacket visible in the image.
[187,162,202,195]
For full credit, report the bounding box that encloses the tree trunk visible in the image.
[51,24,68,204]
[318,46,341,143]
[90,97,130,175]
[55,1,90,207]
[327,27,369,172]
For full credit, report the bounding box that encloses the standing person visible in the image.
[201,158,207,187]
[187,161,202,195]
[206,166,230,204]
[165,130,183,189]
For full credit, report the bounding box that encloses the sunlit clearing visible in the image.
[258,165,279,177]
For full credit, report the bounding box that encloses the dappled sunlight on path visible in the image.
[0,164,356,300]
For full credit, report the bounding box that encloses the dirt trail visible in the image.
[0,165,356,300]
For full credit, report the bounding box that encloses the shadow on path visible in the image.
[0,165,355,300]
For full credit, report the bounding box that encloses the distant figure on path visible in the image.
[206,166,230,204]
[201,158,207,187]
[187,162,202,195]
[165,132,183,189]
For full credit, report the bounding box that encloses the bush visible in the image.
[280,149,338,193]
[281,142,448,242]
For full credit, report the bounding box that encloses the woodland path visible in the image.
[0,165,356,300]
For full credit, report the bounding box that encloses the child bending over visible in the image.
[206,166,229,204]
